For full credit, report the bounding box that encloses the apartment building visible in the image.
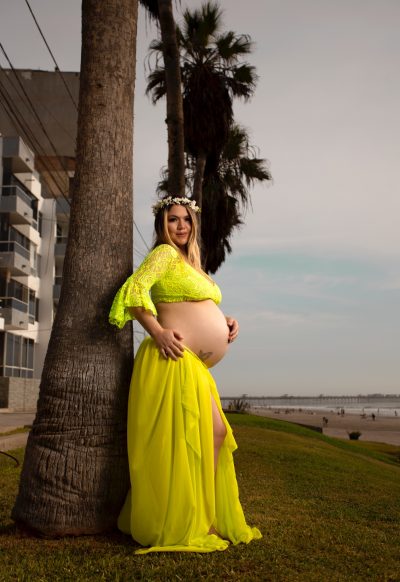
[0,135,60,411]
[0,70,77,411]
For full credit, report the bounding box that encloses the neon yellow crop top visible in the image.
[109,244,222,329]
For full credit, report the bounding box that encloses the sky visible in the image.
[1,0,399,396]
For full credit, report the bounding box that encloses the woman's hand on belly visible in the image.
[153,328,184,361]
[226,316,239,343]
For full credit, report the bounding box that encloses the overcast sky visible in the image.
[1,0,399,396]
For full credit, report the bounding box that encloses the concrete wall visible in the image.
[0,377,40,411]
[34,197,56,378]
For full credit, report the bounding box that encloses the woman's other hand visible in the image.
[226,316,239,343]
[153,328,184,360]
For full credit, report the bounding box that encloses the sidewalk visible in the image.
[0,411,35,452]
[0,432,30,452]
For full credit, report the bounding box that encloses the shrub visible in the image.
[348,431,362,440]
[227,398,250,413]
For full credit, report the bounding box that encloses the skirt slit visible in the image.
[117,337,261,554]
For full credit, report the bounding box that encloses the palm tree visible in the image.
[143,0,185,195]
[146,1,257,205]
[12,0,138,535]
[199,124,271,273]
[155,124,271,273]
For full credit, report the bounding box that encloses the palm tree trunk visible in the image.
[157,0,185,196]
[12,0,138,535]
[192,151,207,207]
[192,151,207,246]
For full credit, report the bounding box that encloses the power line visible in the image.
[24,0,78,111]
[134,220,150,252]
[0,49,70,210]
[0,49,72,210]
[0,68,71,222]
[34,98,76,144]
[0,78,70,216]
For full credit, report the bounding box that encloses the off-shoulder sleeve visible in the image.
[109,244,178,329]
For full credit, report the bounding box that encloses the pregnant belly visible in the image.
[157,300,229,368]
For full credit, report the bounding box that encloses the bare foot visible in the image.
[208,526,221,537]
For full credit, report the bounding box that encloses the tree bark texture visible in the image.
[157,0,185,196]
[192,152,206,208]
[192,151,206,244]
[12,0,138,535]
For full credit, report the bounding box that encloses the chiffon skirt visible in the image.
[117,337,262,554]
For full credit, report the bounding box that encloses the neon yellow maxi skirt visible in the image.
[117,337,262,554]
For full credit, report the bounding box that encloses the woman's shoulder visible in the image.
[148,243,180,259]
[143,244,181,266]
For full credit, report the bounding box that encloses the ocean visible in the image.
[220,395,400,417]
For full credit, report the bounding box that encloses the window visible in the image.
[27,338,34,369]
[0,215,10,240]
[56,223,63,243]
[21,338,28,368]
[0,277,30,313]
[30,243,38,273]
[13,335,21,367]
[9,227,30,250]
[6,334,13,366]
[31,198,38,222]
[0,276,6,296]
[29,290,36,324]
[0,333,35,377]
[38,211,43,236]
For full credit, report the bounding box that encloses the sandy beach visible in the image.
[252,407,400,446]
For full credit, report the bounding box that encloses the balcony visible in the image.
[0,241,30,276]
[0,297,29,330]
[1,136,35,173]
[0,185,33,225]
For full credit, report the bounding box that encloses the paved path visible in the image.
[0,432,29,452]
[0,411,35,432]
[253,408,400,446]
[0,411,35,452]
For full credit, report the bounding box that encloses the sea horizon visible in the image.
[220,394,400,417]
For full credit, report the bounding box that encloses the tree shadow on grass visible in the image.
[0,522,140,552]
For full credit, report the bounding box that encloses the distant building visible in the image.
[0,70,78,411]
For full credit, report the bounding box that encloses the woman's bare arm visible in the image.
[129,307,184,360]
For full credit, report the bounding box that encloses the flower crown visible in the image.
[152,196,201,216]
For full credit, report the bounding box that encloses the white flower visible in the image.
[152,196,201,215]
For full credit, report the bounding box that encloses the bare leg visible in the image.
[211,394,227,471]
[208,395,227,536]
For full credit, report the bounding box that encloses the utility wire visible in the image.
[0,45,73,198]
[0,77,72,214]
[0,49,72,209]
[34,97,76,144]
[134,221,150,252]
[24,0,78,111]
[0,70,71,222]
[0,68,69,197]
[0,54,75,187]
[0,76,68,213]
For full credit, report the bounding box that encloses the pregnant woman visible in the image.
[109,196,261,554]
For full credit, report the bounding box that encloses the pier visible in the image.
[220,394,400,409]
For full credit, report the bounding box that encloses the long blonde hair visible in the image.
[153,204,202,271]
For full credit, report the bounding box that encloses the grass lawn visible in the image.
[1,414,399,581]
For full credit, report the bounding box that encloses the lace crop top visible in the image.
[109,244,222,329]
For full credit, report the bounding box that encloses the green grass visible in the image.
[1,414,400,581]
